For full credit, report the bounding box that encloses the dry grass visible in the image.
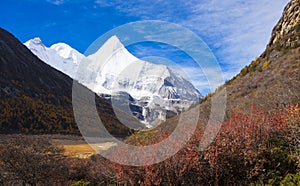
[62,144,95,158]
[62,142,117,158]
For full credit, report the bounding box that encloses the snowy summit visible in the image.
[25,36,202,127]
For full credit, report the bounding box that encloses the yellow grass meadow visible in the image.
[62,142,117,158]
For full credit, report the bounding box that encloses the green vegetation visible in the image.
[280,172,300,185]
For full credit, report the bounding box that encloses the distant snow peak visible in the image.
[31,37,43,45]
[24,37,46,50]
[50,43,84,64]
[24,35,202,127]
[24,37,83,78]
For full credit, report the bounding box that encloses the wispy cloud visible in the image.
[46,0,64,5]
[173,66,209,91]
[94,0,288,87]
[94,0,115,7]
[43,22,57,28]
[185,0,289,78]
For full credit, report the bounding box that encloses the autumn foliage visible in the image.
[97,104,300,185]
[0,105,299,185]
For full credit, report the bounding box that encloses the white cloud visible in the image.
[46,0,64,5]
[180,0,289,79]
[94,0,115,7]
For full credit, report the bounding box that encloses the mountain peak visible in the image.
[24,37,84,78]
[108,35,122,45]
[86,35,128,63]
[50,42,84,64]
[24,37,45,47]
[31,37,43,44]
[86,34,138,68]
[51,42,73,50]
[104,35,124,52]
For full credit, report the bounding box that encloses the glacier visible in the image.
[25,36,202,128]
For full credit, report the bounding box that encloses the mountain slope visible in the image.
[192,0,300,130]
[0,28,142,135]
[225,0,300,113]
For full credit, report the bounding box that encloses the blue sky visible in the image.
[0,0,289,94]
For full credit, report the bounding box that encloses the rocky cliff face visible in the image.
[267,0,300,49]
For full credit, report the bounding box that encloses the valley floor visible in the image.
[0,134,117,158]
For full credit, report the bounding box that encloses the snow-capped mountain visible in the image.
[25,36,201,127]
[24,38,84,78]
[78,36,201,101]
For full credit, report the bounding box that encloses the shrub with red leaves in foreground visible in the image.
[107,105,299,185]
